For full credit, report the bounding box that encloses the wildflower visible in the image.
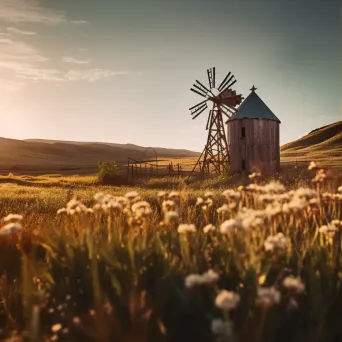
[168,191,179,200]
[203,224,215,234]
[249,172,261,180]
[256,287,281,309]
[222,189,240,200]
[215,290,240,311]
[211,319,233,337]
[2,214,23,223]
[157,191,167,198]
[185,274,203,288]
[125,191,139,200]
[57,208,67,215]
[264,233,287,252]
[164,211,179,223]
[94,192,105,201]
[0,222,22,235]
[196,197,213,211]
[201,269,219,284]
[295,187,317,200]
[331,219,342,227]
[220,219,243,234]
[51,323,62,333]
[204,191,214,198]
[338,186,342,193]
[177,224,196,234]
[312,169,327,183]
[162,200,177,212]
[217,204,229,213]
[263,181,286,194]
[66,198,80,210]
[107,201,123,211]
[283,276,305,294]
[308,161,317,170]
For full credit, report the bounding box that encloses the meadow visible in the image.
[0,162,342,342]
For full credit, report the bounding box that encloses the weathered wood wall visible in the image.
[227,119,280,175]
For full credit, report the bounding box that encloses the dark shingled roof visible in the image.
[227,89,281,123]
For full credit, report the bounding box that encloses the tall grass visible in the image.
[0,165,341,342]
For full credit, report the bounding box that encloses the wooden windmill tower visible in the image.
[189,67,243,175]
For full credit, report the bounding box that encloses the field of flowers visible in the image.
[0,162,342,342]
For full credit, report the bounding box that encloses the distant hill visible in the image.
[281,121,342,168]
[25,139,199,158]
[0,138,200,174]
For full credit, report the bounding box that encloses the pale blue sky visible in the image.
[0,0,340,151]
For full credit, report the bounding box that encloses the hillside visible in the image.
[25,139,199,158]
[281,121,342,168]
[0,138,200,174]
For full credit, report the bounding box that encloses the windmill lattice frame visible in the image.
[189,67,243,175]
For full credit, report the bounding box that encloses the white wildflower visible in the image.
[162,200,177,212]
[0,222,22,235]
[283,276,305,294]
[264,233,287,252]
[201,269,219,284]
[125,191,139,200]
[168,191,179,200]
[51,323,62,333]
[185,274,203,288]
[217,204,229,214]
[164,211,179,223]
[263,181,286,194]
[177,224,196,234]
[308,161,317,170]
[203,224,215,234]
[215,290,240,311]
[249,172,261,180]
[256,287,281,309]
[157,191,167,198]
[204,191,214,198]
[222,189,240,200]
[2,214,23,223]
[57,208,67,215]
[220,219,243,234]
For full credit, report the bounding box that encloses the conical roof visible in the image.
[227,86,281,123]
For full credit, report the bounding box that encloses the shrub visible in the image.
[97,161,126,185]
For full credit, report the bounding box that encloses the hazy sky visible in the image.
[0,0,340,151]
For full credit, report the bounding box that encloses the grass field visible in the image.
[0,161,342,342]
[0,121,341,341]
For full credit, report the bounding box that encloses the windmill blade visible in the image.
[222,104,235,115]
[206,110,212,130]
[221,107,232,119]
[193,83,209,97]
[217,72,231,91]
[219,75,235,93]
[220,79,237,94]
[213,67,215,88]
[190,87,207,98]
[192,105,207,120]
[191,102,207,116]
[207,67,216,89]
[195,80,211,94]
[189,99,207,111]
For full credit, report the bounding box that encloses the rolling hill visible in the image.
[0,138,200,174]
[281,121,342,168]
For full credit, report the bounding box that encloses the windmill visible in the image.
[189,67,243,175]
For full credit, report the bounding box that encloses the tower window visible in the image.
[242,159,246,171]
[241,127,245,138]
